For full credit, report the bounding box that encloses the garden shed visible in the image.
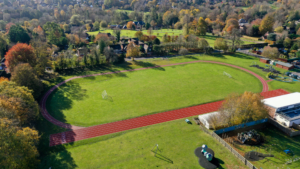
[198,112,220,129]
[275,61,294,70]
[260,58,270,64]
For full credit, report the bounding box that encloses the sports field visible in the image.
[87,29,255,46]
[39,53,300,169]
[39,118,247,169]
[47,62,261,127]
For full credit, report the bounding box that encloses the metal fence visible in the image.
[214,119,268,134]
[199,125,258,169]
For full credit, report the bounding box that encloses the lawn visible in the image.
[47,62,262,127]
[38,53,300,169]
[231,125,300,169]
[39,118,247,169]
[87,29,254,46]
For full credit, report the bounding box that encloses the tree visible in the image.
[225,28,244,52]
[60,10,66,20]
[86,24,91,31]
[283,37,292,48]
[223,19,239,32]
[147,28,153,37]
[5,43,36,73]
[126,42,139,61]
[0,118,39,169]
[113,28,121,42]
[0,33,8,59]
[0,20,6,30]
[127,21,134,29]
[100,21,107,28]
[214,38,228,52]
[262,46,279,59]
[98,40,106,54]
[198,38,209,51]
[70,15,81,26]
[150,20,156,28]
[93,21,100,31]
[8,25,31,44]
[259,14,275,35]
[179,48,188,57]
[11,64,43,99]
[145,23,150,30]
[30,40,52,76]
[183,25,189,36]
[274,26,284,33]
[162,33,169,43]
[102,4,105,10]
[197,17,207,36]
[43,22,67,48]
[218,91,269,127]
[135,31,143,39]
[104,47,118,63]
[297,28,300,35]
[153,38,160,45]
[0,81,39,124]
[63,24,70,33]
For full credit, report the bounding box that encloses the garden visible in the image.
[223,124,300,169]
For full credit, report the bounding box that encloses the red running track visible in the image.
[41,60,270,130]
[49,89,289,146]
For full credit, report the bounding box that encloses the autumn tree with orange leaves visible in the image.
[0,118,39,169]
[5,43,36,73]
[217,91,269,127]
[0,81,39,124]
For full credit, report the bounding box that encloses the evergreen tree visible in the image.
[8,25,31,43]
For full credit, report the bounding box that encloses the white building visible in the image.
[263,92,300,127]
[198,112,220,129]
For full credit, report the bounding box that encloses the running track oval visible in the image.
[40,60,269,129]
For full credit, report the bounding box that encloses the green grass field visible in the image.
[39,118,248,169]
[39,53,300,169]
[88,29,254,46]
[47,62,262,127]
[232,125,300,169]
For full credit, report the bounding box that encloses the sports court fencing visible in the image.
[199,125,258,169]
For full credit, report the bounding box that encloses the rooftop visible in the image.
[276,61,293,68]
[276,106,300,121]
[263,92,300,109]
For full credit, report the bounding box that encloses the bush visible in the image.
[100,21,107,28]
[267,33,277,41]
[266,72,274,78]
[291,43,299,50]
[178,48,188,56]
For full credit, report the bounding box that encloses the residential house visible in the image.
[77,47,88,56]
[108,43,128,54]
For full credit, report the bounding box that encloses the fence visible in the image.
[237,50,262,58]
[239,43,268,49]
[199,125,258,169]
[214,119,268,135]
